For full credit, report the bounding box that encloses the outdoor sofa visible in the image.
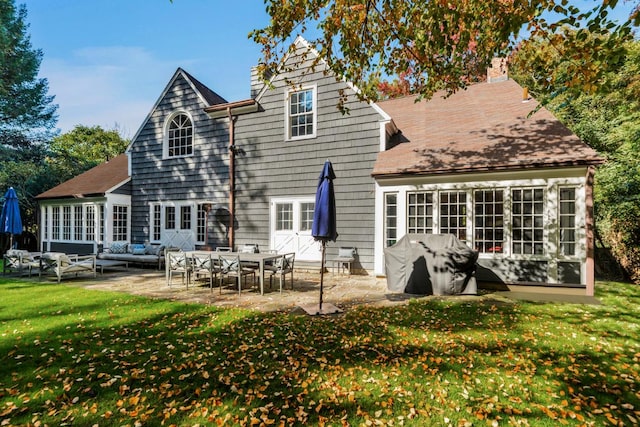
[97,242,166,270]
[2,249,41,277]
[39,252,96,283]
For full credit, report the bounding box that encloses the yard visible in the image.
[0,273,638,426]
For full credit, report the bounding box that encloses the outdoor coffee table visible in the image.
[95,259,129,274]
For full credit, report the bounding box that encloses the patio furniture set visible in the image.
[3,244,354,292]
[166,246,296,295]
[2,249,97,283]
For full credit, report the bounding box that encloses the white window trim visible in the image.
[148,201,203,244]
[162,110,195,159]
[112,204,130,242]
[284,84,317,141]
[41,202,106,244]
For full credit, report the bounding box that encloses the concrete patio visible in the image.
[23,265,601,313]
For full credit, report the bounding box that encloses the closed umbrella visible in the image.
[305,160,342,315]
[1,187,23,249]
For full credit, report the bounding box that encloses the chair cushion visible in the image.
[132,247,146,255]
[129,243,145,254]
[110,242,128,254]
[144,244,164,256]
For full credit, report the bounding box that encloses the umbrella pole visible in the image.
[319,240,326,311]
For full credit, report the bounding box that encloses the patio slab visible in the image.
[29,267,602,313]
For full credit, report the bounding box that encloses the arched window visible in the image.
[165,112,193,158]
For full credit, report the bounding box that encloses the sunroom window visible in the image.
[559,187,577,256]
[511,188,545,255]
[474,189,504,253]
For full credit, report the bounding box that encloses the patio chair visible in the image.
[330,247,356,275]
[217,253,256,295]
[265,252,295,293]
[3,249,41,277]
[166,250,191,288]
[39,252,96,283]
[215,246,232,252]
[190,252,219,293]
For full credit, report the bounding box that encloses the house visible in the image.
[37,38,602,295]
[36,153,130,255]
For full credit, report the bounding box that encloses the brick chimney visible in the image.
[487,58,508,83]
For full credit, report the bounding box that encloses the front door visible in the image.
[271,198,321,261]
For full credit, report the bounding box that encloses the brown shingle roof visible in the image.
[373,79,603,177]
[36,154,129,199]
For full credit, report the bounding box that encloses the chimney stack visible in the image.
[487,58,508,83]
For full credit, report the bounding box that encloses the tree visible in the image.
[0,0,57,157]
[251,0,638,108]
[512,37,640,281]
[0,0,57,246]
[47,125,130,184]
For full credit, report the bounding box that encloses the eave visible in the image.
[204,99,259,118]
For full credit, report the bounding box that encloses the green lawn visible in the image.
[0,275,638,426]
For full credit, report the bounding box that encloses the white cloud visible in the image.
[40,46,177,138]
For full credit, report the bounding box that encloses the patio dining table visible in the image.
[186,251,281,295]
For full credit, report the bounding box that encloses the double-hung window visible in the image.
[286,85,317,139]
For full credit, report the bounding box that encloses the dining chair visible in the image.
[218,253,256,295]
[166,250,191,288]
[190,252,218,292]
[265,252,295,293]
[216,246,232,252]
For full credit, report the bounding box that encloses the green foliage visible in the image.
[0,0,57,151]
[0,278,638,425]
[512,39,640,281]
[47,125,129,184]
[252,1,637,109]
[0,0,58,236]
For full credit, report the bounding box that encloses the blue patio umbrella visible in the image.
[1,187,23,249]
[311,160,338,313]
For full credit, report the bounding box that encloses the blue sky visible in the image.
[21,1,636,138]
[22,1,271,137]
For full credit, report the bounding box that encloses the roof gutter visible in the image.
[205,99,258,118]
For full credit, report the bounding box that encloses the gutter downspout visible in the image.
[585,165,595,296]
[228,107,237,250]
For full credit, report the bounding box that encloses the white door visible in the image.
[271,198,321,261]
[161,204,195,250]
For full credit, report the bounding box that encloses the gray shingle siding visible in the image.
[127,46,384,271]
[231,58,383,269]
[129,72,230,245]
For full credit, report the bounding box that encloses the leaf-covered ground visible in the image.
[0,279,638,426]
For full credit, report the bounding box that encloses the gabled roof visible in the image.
[251,36,391,121]
[128,68,227,145]
[373,79,603,177]
[36,154,130,199]
[181,68,227,106]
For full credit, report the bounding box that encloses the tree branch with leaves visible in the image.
[251,0,638,107]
